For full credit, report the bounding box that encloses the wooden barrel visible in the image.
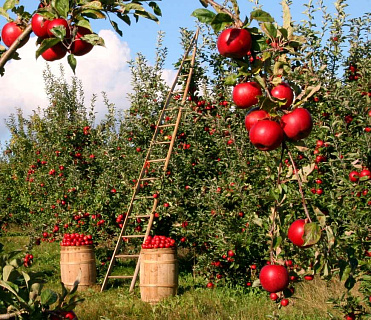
[139,248,178,304]
[60,245,96,291]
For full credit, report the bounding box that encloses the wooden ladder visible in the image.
[100,28,199,292]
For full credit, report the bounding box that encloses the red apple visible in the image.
[1,22,29,48]
[287,219,310,247]
[41,42,67,61]
[245,109,269,131]
[233,82,262,109]
[249,120,284,151]
[349,171,360,182]
[70,26,94,56]
[259,264,289,293]
[31,14,50,38]
[270,83,294,109]
[47,18,70,38]
[280,108,313,141]
[359,169,371,180]
[217,28,252,59]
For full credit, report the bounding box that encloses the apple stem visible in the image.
[203,0,243,28]
[285,144,312,223]
[0,24,33,73]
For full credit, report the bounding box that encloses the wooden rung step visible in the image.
[134,196,154,200]
[129,214,151,219]
[140,177,159,181]
[158,124,176,128]
[108,275,133,279]
[124,234,146,238]
[163,107,180,112]
[152,141,171,145]
[147,158,166,163]
[115,254,140,259]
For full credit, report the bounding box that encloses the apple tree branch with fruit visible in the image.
[0,0,162,75]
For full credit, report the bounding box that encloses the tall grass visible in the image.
[0,233,366,320]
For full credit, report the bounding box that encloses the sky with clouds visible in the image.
[0,0,369,146]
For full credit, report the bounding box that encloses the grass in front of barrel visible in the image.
[0,233,358,320]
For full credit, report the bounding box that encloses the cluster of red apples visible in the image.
[141,235,176,249]
[60,233,93,246]
[217,28,313,151]
[1,10,94,61]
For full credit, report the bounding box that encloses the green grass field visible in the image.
[0,232,367,320]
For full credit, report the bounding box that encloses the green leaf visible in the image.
[211,13,234,32]
[52,0,69,18]
[117,13,131,26]
[191,8,216,24]
[22,271,31,289]
[40,288,58,305]
[80,9,106,19]
[3,265,14,281]
[75,19,92,31]
[273,236,282,249]
[303,222,321,246]
[281,0,293,38]
[3,0,16,11]
[250,9,274,23]
[0,7,10,19]
[149,2,162,16]
[36,38,62,59]
[313,207,326,228]
[82,34,105,46]
[48,25,67,40]
[111,20,123,36]
[81,1,102,10]
[261,22,277,39]
[344,275,356,290]
[134,10,159,23]
[224,74,238,86]
[67,54,77,74]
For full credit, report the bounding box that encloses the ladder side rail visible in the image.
[163,30,200,171]
[128,198,159,292]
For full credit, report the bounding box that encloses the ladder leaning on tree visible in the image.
[100,28,200,292]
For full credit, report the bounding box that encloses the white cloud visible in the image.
[0,29,132,144]
[0,29,178,147]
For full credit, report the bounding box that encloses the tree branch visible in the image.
[203,0,243,28]
[0,24,33,73]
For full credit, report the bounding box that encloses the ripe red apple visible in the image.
[304,275,314,281]
[269,292,279,301]
[1,22,29,48]
[217,28,252,59]
[270,83,294,109]
[70,26,94,56]
[259,264,289,293]
[287,219,310,247]
[41,42,67,61]
[349,171,360,182]
[245,109,269,131]
[47,18,70,38]
[31,14,50,38]
[249,120,284,151]
[233,82,262,109]
[280,108,313,141]
[280,298,289,307]
[360,169,371,180]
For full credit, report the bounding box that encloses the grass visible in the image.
[0,232,368,320]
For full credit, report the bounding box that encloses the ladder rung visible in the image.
[164,107,179,112]
[147,158,166,163]
[108,275,134,279]
[140,177,159,181]
[115,254,140,259]
[158,124,176,128]
[134,196,154,200]
[153,141,171,145]
[124,234,146,238]
[129,215,151,219]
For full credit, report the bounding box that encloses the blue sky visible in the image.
[0,0,369,146]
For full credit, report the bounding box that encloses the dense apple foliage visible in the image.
[0,0,370,318]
